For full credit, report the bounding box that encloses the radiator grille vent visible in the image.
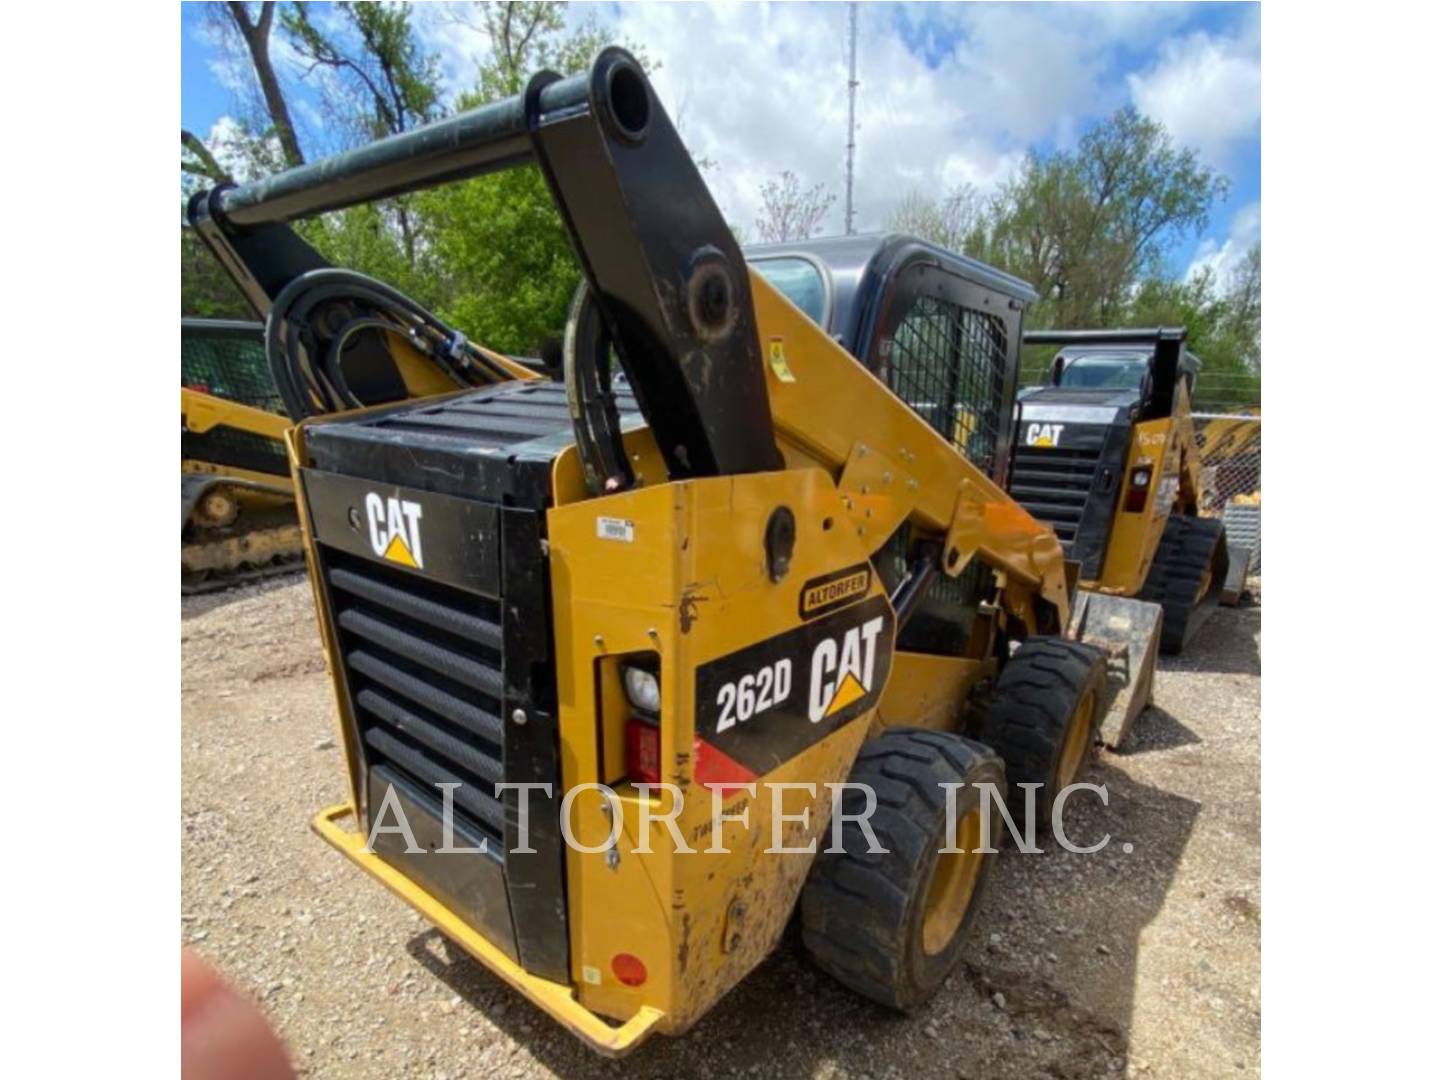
[1008,445,1104,546]
[325,549,506,853]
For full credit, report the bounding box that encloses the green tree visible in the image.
[282,2,443,272]
[988,106,1228,328]
[181,228,251,319]
[1126,256,1261,411]
[412,3,646,355]
[282,2,441,142]
[754,170,836,243]
[217,2,306,167]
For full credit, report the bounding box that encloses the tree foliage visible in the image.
[985,107,1228,327]
[754,170,837,243]
[181,228,252,320]
[408,4,649,355]
[219,2,306,167]
[182,1,648,355]
[182,5,1259,397]
[885,184,987,255]
[282,1,440,142]
[887,106,1256,403]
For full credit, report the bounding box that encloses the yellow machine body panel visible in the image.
[547,469,891,1031]
[752,272,1069,625]
[876,650,995,733]
[1091,380,1203,596]
[182,385,290,441]
[386,335,540,398]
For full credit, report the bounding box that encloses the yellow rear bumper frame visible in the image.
[310,803,665,1057]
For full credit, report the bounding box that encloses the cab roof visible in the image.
[745,232,1037,355]
[1025,328,1202,375]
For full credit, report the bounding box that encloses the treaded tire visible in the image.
[981,637,1105,825]
[1139,514,1228,654]
[800,728,1005,1012]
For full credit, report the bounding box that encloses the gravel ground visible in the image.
[182,576,1260,1078]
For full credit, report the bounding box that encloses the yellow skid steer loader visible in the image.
[190,50,1141,1055]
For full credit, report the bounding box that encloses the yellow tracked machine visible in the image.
[1007,330,1233,741]
[181,319,302,591]
[190,50,1149,1054]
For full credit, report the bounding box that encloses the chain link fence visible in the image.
[1194,412,1261,573]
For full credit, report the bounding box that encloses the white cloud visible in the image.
[1128,26,1261,166]
[1187,200,1260,283]
[578,1,1107,236]
[409,3,1262,244]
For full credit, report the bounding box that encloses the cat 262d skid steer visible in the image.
[190,49,1140,1055]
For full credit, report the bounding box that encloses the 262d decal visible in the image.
[695,595,895,776]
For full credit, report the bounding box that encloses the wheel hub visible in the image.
[921,808,984,955]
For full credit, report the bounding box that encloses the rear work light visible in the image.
[1123,463,1154,513]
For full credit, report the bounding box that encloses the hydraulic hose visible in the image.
[562,280,635,496]
[264,268,512,420]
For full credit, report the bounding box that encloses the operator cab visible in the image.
[1055,352,1150,391]
[747,234,1038,655]
[1020,331,1200,423]
[746,233,1036,482]
[1009,328,1199,577]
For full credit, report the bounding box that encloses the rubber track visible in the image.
[1138,515,1228,654]
[180,555,306,595]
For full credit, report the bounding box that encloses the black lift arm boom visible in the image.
[188,48,782,483]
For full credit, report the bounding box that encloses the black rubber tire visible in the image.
[981,637,1105,825]
[800,728,1005,1012]
[1139,515,1228,654]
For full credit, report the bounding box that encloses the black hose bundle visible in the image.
[264,268,513,420]
[562,280,635,496]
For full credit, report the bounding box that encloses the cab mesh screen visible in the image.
[882,296,1007,612]
[883,297,1007,476]
[182,325,285,414]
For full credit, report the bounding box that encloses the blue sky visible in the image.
[181,1,1259,281]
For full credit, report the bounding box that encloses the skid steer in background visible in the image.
[181,273,541,594]
[1008,329,1230,728]
[181,319,302,592]
[192,50,1131,1055]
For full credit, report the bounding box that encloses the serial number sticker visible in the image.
[596,517,635,543]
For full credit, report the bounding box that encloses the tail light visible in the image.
[625,716,662,784]
[1123,463,1154,512]
[612,952,648,986]
[621,660,756,789]
[625,716,755,789]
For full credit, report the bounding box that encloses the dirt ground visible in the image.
[181,577,1260,1078]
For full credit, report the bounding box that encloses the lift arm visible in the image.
[189,48,1067,620]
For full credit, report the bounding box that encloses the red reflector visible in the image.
[612,952,647,986]
[625,719,661,784]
